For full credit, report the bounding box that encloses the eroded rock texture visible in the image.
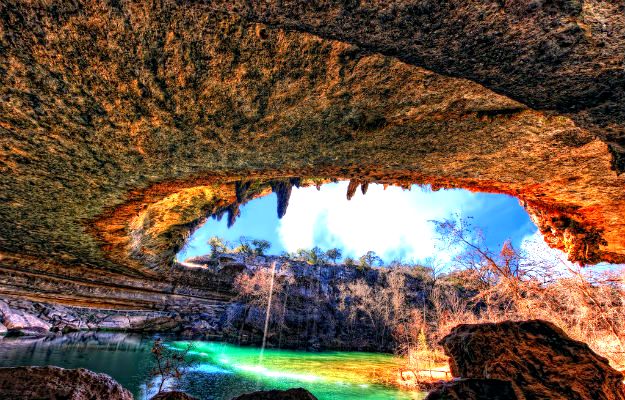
[1,0,625,313]
[439,320,625,400]
[0,296,226,335]
[0,299,51,335]
[210,0,625,171]
[151,391,198,400]
[425,378,519,400]
[0,366,133,400]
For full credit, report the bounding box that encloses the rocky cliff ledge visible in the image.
[0,253,436,351]
[1,0,625,312]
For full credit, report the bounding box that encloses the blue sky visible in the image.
[177,182,539,265]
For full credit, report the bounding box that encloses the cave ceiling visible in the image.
[1,0,625,301]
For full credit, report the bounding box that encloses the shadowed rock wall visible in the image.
[433,320,625,400]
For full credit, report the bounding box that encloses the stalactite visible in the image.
[360,181,369,195]
[214,207,227,221]
[383,184,389,190]
[290,177,301,188]
[235,180,253,203]
[346,179,359,200]
[227,203,240,228]
[270,179,294,219]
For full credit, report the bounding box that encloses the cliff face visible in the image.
[0,253,438,352]
[1,0,625,310]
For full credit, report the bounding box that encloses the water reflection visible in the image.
[0,332,152,398]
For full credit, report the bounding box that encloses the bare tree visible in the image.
[149,339,195,394]
[434,216,625,369]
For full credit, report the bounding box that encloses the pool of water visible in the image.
[0,332,425,400]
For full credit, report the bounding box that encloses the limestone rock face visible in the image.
[0,296,227,335]
[439,320,625,400]
[0,366,133,400]
[208,0,625,170]
[425,378,518,400]
[0,300,50,335]
[2,1,625,317]
[232,388,318,400]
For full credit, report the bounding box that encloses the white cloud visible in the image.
[277,182,488,264]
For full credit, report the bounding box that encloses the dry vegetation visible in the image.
[428,218,625,373]
[206,218,625,390]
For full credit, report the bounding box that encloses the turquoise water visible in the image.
[0,332,425,400]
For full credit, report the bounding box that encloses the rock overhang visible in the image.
[1,0,625,300]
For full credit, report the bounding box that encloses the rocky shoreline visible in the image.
[0,297,220,337]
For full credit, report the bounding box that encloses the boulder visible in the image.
[232,388,317,400]
[0,366,133,400]
[151,391,198,400]
[425,378,519,400]
[0,300,50,335]
[128,315,182,331]
[0,300,10,316]
[439,320,625,400]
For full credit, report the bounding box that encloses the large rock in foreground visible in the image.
[151,391,198,400]
[0,366,133,400]
[426,378,518,400]
[232,388,317,400]
[438,320,625,400]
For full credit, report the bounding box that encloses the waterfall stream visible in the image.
[259,261,277,363]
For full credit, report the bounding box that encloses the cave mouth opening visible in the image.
[176,181,544,269]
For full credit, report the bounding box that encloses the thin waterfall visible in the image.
[259,261,277,363]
